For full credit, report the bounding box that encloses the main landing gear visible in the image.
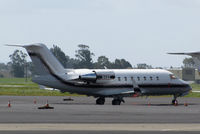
[172,95,178,105]
[96,97,125,105]
[96,97,105,105]
[112,97,125,105]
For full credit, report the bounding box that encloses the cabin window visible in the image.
[150,76,153,81]
[137,77,140,81]
[156,76,159,80]
[118,77,121,81]
[105,75,109,79]
[124,77,127,81]
[143,76,146,81]
[97,75,102,79]
[110,75,115,79]
[131,77,134,81]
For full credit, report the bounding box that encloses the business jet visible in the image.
[7,43,192,105]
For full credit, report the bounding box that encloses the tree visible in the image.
[9,50,27,77]
[27,61,35,76]
[94,56,112,69]
[183,58,195,68]
[0,63,7,70]
[75,44,94,69]
[137,63,152,69]
[50,45,69,68]
[111,59,132,69]
[68,58,80,69]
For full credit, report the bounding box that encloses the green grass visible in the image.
[0,78,200,97]
[190,83,200,91]
[185,92,200,97]
[0,78,33,85]
[0,78,80,96]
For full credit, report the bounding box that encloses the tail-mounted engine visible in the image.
[79,72,97,82]
[79,70,115,83]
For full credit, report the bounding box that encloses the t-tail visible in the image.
[168,51,200,71]
[6,43,65,76]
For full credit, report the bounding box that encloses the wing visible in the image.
[96,89,135,97]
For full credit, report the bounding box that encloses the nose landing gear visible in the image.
[172,95,178,105]
[172,99,178,105]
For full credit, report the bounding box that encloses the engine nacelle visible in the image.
[95,70,115,80]
[78,70,115,83]
[79,72,97,82]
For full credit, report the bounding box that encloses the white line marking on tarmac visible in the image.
[0,124,200,131]
[192,91,200,93]
[161,129,175,131]
[0,85,27,87]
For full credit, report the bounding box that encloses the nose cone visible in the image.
[188,84,192,91]
[179,79,191,89]
[184,80,192,91]
[187,84,192,92]
[179,79,192,94]
[181,83,192,97]
[183,80,192,92]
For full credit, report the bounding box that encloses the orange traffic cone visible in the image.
[148,102,151,106]
[34,99,37,104]
[38,100,54,109]
[184,102,188,106]
[8,100,11,107]
[45,100,49,107]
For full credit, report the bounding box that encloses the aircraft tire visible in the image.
[96,97,105,105]
[112,99,121,105]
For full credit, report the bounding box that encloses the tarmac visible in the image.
[0,96,199,134]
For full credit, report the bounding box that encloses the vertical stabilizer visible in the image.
[23,43,65,75]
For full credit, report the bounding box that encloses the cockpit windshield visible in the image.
[170,74,177,79]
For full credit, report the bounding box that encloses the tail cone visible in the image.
[34,99,37,104]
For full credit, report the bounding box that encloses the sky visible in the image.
[0,0,200,68]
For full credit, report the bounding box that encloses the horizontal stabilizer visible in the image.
[5,44,24,47]
[168,51,200,72]
[168,52,200,56]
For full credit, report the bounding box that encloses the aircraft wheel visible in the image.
[96,97,105,105]
[112,99,121,105]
